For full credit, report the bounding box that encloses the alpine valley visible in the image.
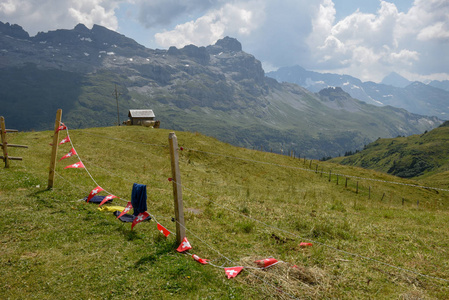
[0,21,442,159]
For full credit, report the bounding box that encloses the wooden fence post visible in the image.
[0,117,8,168]
[169,132,186,245]
[47,109,62,189]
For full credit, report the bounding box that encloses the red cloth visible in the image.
[225,267,243,279]
[59,148,77,161]
[116,202,132,219]
[64,161,84,169]
[99,195,117,206]
[176,237,192,252]
[157,223,171,237]
[131,212,150,230]
[86,186,104,203]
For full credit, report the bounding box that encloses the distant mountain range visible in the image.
[0,21,442,159]
[267,66,449,120]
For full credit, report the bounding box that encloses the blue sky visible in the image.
[1,0,448,83]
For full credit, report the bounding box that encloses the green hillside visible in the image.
[334,121,449,183]
[1,126,448,299]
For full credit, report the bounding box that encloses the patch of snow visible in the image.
[112,44,117,48]
[218,52,223,55]
[129,58,133,62]
[80,37,92,42]
[382,94,393,97]
[84,52,89,56]
[99,51,106,54]
[107,52,115,55]
[185,64,189,67]
[39,41,47,44]
[343,82,350,86]
[98,55,101,58]
[350,85,361,89]
[146,58,150,61]
[1,49,8,52]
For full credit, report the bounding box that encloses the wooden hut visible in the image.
[127,109,155,126]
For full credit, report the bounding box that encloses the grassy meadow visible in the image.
[1,126,448,299]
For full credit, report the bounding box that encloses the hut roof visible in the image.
[128,109,155,118]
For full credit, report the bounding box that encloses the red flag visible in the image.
[116,202,133,219]
[131,212,150,230]
[225,267,243,279]
[59,148,77,161]
[59,136,71,145]
[299,242,313,248]
[157,223,171,237]
[57,124,67,132]
[86,186,104,203]
[176,237,192,252]
[192,254,208,265]
[64,161,85,169]
[255,258,279,268]
[99,194,117,206]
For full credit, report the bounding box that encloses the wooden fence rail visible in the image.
[1,116,28,168]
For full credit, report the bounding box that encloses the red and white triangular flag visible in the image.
[157,223,171,237]
[64,161,85,169]
[99,194,117,206]
[86,186,104,203]
[59,136,71,145]
[192,254,208,265]
[176,237,192,252]
[131,212,150,230]
[116,202,132,219]
[59,148,77,161]
[255,258,278,268]
[57,123,67,132]
[225,267,243,279]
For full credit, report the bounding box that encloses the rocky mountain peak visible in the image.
[0,21,29,39]
[318,87,351,101]
[167,44,210,64]
[206,36,242,54]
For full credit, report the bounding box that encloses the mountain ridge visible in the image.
[267,65,449,119]
[0,21,442,159]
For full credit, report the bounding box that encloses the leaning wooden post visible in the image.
[47,109,62,189]
[169,132,186,244]
[0,116,8,168]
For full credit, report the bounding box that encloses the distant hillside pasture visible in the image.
[334,121,449,183]
[1,126,448,299]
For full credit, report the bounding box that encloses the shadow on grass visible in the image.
[134,238,177,268]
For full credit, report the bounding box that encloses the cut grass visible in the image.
[1,126,449,299]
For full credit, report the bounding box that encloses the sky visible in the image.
[1,0,448,83]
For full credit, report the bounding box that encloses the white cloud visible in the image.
[0,0,120,36]
[154,1,265,48]
[307,0,449,82]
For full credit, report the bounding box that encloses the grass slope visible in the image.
[334,121,449,181]
[1,126,448,299]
